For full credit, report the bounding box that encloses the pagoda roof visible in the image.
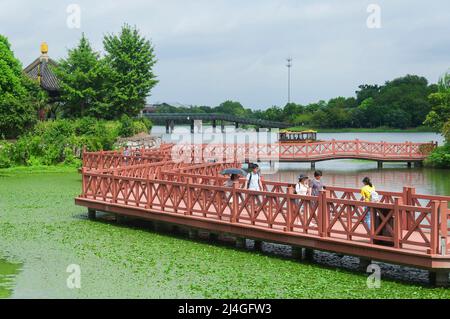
[23,55,60,92]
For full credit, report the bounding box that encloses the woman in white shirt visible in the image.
[246,164,263,191]
[295,174,311,196]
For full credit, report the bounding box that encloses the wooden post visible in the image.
[286,187,294,232]
[231,181,238,223]
[320,190,329,237]
[81,167,86,198]
[186,177,192,215]
[430,201,439,255]
[236,237,246,248]
[393,198,401,249]
[440,200,448,256]
[87,208,96,220]
[291,246,302,260]
[146,175,151,209]
[112,171,118,204]
[99,150,104,170]
[429,270,450,287]
[358,257,371,272]
[188,229,198,239]
[303,248,314,261]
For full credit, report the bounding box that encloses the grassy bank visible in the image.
[287,126,434,133]
[0,168,449,298]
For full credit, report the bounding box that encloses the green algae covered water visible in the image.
[0,168,449,298]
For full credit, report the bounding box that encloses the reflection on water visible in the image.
[0,258,21,298]
[263,161,450,196]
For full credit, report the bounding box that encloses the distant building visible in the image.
[23,42,60,99]
[23,42,60,119]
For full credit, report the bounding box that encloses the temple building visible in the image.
[23,42,60,97]
[23,42,60,119]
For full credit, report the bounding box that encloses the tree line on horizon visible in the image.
[154,74,439,130]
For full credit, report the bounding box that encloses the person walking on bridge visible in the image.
[310,170,326,196]
[360,177,379,230]
[246,164,263,191]
[295,174,311,196]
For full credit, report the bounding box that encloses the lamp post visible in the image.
[286,57,292,104]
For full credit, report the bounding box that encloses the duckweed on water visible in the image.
[0,167,449,298]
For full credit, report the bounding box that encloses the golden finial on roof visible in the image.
[40,42,48,54]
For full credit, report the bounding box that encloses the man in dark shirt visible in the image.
[310,170,325,196]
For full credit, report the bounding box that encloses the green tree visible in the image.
[55,34,108,118]
[262,106,284,122]
[0,35,27,98]
[0,34,42,138]
[103,24,158,118]
[216,100,247,117]
[424,71,450,141]
[283,103,303,122]
[355,84,380,104]
[376,75,435,126]
[0,95,38,139]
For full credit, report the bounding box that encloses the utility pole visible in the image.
[286,57,292,104]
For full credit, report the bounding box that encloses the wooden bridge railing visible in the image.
[82,139,436,171]
[169,140,437,162]
[80,169,449,256]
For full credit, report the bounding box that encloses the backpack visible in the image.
[247,172,260,189]
[369,189,380,202]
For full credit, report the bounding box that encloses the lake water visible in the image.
[151,126,449,196]
[0,128,449,297]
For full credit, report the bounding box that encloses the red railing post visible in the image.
[440,200,448,256]
[146,174,151,209]
[393,197,401,249]
[81,167,86,198]
[286,187,294,232]
[112,170,117,204]
[430,200,439,255]
[186,177,192,215]
[231,181,239,223]
[319,190,329,237]
[99,150,104,169]
[355,139,359,155]
[402,186,416,231]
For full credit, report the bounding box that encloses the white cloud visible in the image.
[1,0,449,108]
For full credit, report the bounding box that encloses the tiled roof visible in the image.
[23,57,60,92]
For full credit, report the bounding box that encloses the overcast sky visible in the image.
[1,0,449,109]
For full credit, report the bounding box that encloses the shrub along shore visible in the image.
[0,116,151,169]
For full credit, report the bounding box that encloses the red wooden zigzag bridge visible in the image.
[75,140,450,286]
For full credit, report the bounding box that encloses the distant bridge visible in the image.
[143,113,290,133]
[170,140,438,169]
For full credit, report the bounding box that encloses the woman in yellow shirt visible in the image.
[361,177,375,228]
